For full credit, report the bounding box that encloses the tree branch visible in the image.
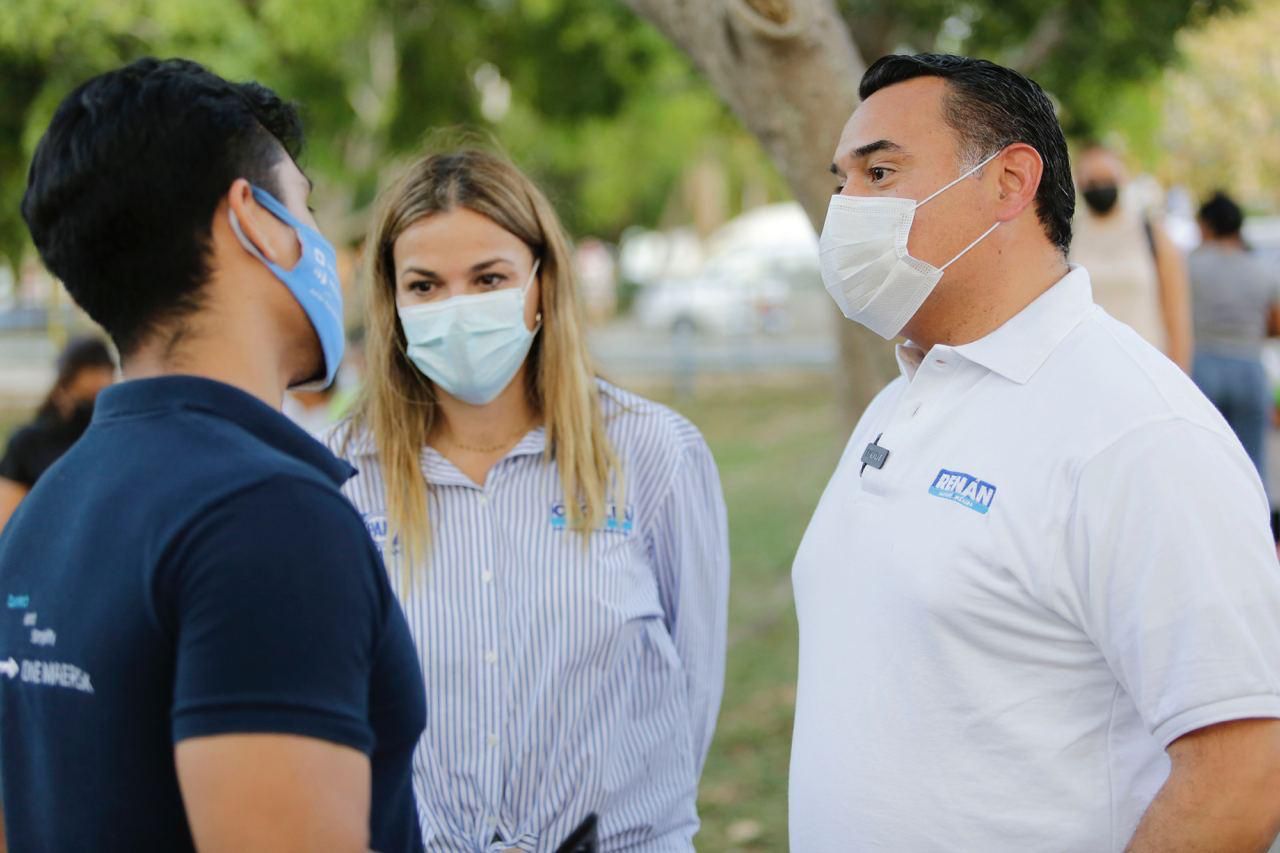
[622,0,903,424]
[731,0,806,38]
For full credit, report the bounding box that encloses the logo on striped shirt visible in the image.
[550,502,634,533]
[928,469,997,514]
[362,514,401,555]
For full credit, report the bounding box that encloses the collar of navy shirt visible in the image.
[92,375,356,487]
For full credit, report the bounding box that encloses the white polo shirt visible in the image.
[789,267,1280,852]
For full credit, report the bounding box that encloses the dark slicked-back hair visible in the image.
[22,58,303,356]
[860,54,1074,255]
[1198,191,1244,238]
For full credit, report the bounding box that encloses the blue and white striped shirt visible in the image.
[323,381,729,852]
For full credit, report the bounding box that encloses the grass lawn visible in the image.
[649,376,846,852]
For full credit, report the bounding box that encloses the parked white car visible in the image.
[632,203,820,336]
[634,258,797,336]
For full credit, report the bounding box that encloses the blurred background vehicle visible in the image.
[632,203,818,337]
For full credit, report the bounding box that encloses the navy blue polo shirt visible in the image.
[0,376,425,852]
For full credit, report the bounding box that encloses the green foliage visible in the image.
[0,0,1246,271]
[837,0,1244,137]
[1154,0,1280,210]
[0,0,762,268]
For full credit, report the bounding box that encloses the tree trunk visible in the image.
[622,0,899,427]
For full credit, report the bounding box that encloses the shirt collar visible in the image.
[343,421,547,476]
[508,425,547,457]
[894,343,927,380]
[94,375,355,487]
[419,426,548,486]
[896,265,1095,385]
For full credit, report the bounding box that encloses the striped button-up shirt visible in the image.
[323,381,729,852]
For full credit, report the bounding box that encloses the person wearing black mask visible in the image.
[1081,182,1119,216]
[0,336,115,531]
[1070,143,1193,371]
[1188,191,1280,491]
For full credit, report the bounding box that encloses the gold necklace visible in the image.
[439,421,535,454]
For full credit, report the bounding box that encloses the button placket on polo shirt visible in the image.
[863,347,994,502]
[860,352,952,496]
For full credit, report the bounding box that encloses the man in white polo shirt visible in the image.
[791,53,1280,852]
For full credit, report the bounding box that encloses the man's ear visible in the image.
[992,143,1043,224]
[226,178,284,264]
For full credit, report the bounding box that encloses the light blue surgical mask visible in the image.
[398,260,540,406]
[228,186,345,389]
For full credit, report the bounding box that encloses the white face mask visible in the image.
[397,260,540,406]
[819,150,1002,340]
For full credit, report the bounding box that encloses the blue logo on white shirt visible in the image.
[929,469,997,514]
[550,502,634,533]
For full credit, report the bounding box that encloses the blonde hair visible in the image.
[348,147,618,568]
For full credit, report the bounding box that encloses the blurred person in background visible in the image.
[1070,143,1193,370]
[574,237,618,325]
[1189,191,1280,489]
[0,336,115,532]
[327,148,729,851]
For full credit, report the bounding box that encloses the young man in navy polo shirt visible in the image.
[0,58,425,852]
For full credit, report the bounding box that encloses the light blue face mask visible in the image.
[398,260,540,406]
[228,186,345,389]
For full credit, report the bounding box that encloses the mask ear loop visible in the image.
[915,148,1003,210]
[228,208,273,266]
[939,221,1001,271]
[229,191,311,275]
[914,148,1005,270]
[524,258,543,327]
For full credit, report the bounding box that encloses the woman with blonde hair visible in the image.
[325,148,729,851]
